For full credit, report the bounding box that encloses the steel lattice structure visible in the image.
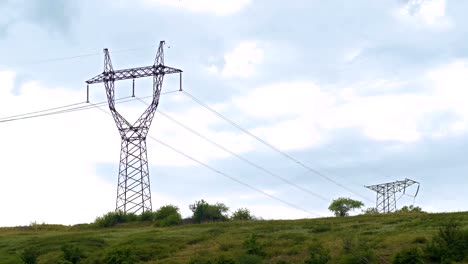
[86,41,182,214]
[365,178,420,213]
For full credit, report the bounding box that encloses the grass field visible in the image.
[0,211,467,263]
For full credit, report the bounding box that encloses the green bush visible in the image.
[392,247,424,264]
[61,244,84,264]
[425,221,468,263]
[153,205,182,227]
[189,200,229,223]
[103,246,138,264]
[19,247,39,264]
[94,211,138,228]
[396,205,424,213]
[231,208,253,221]
[243,233,264,256]
[138,210,156,222]
[304,242,331,264]
[363,207,379,215]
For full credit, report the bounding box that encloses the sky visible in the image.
[0,0,467,227]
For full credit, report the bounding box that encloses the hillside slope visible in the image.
[0,212,467,263]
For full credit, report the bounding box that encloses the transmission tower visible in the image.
[365,178,420,213]
[86,41,182,214]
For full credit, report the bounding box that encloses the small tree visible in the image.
[328,197,364,217]
[231,208,253,221]
[189,199,229,223]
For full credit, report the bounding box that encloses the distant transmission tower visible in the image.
[365,178,420,213]
[86,41,182,214]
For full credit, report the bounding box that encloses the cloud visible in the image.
[143,0,252,16]
[231,59,468,146]
[221,41,264,79]
[394,0,452,29]
[0,0,77,37]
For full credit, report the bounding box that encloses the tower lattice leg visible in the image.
[116,138,152,214]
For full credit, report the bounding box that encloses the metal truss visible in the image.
[365,178,420,213]
[86,41,182,214]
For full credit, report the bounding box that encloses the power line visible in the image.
[0,91,179,124]
[5,45,158,68]
[181,90,373,203]
[90,102,322,218]
[136,97,330,202]
[0,101,86,121]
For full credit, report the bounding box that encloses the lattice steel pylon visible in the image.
[86,41,182,214]
[365,178,420,214]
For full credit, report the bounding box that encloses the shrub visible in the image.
[189,200,229,223]
[153,205,182,227]
[363,207,379,215]
[138,210,156,222]
[392,247,424,264]
[61,244,84,264]
[396,205,424,213]
[103,246,138,264]
[19,247,39,264]
[243,233,264,256]
[94,211,137,228]
[424,221,468,263]
[231,208,253,221]
[304,242,331,264]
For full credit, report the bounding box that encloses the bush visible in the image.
[231,208,254,221]
[94,211,138,228]
[392,247,424,264]
[363,207,379,215]
[61,244,84,264]
[243,233,264,256]
[189,200,229,223]
[396,205,424,213]
[138,210,156,222]
[19,247,39,264]
[425,221,468,263]
[304,242,331,264]
[153,205,182,227]
[103,246,138,264]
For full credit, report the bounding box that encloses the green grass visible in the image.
[0,211,467,263]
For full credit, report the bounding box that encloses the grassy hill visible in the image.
[0,211,467,263]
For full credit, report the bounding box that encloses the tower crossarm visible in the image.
[86,65,182,84]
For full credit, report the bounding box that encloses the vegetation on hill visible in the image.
[0,209,467,263]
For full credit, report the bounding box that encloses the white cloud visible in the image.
[232,59,468,145]
[394,0,452,29]
[222,41,264,79]
[143,0,252,16]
